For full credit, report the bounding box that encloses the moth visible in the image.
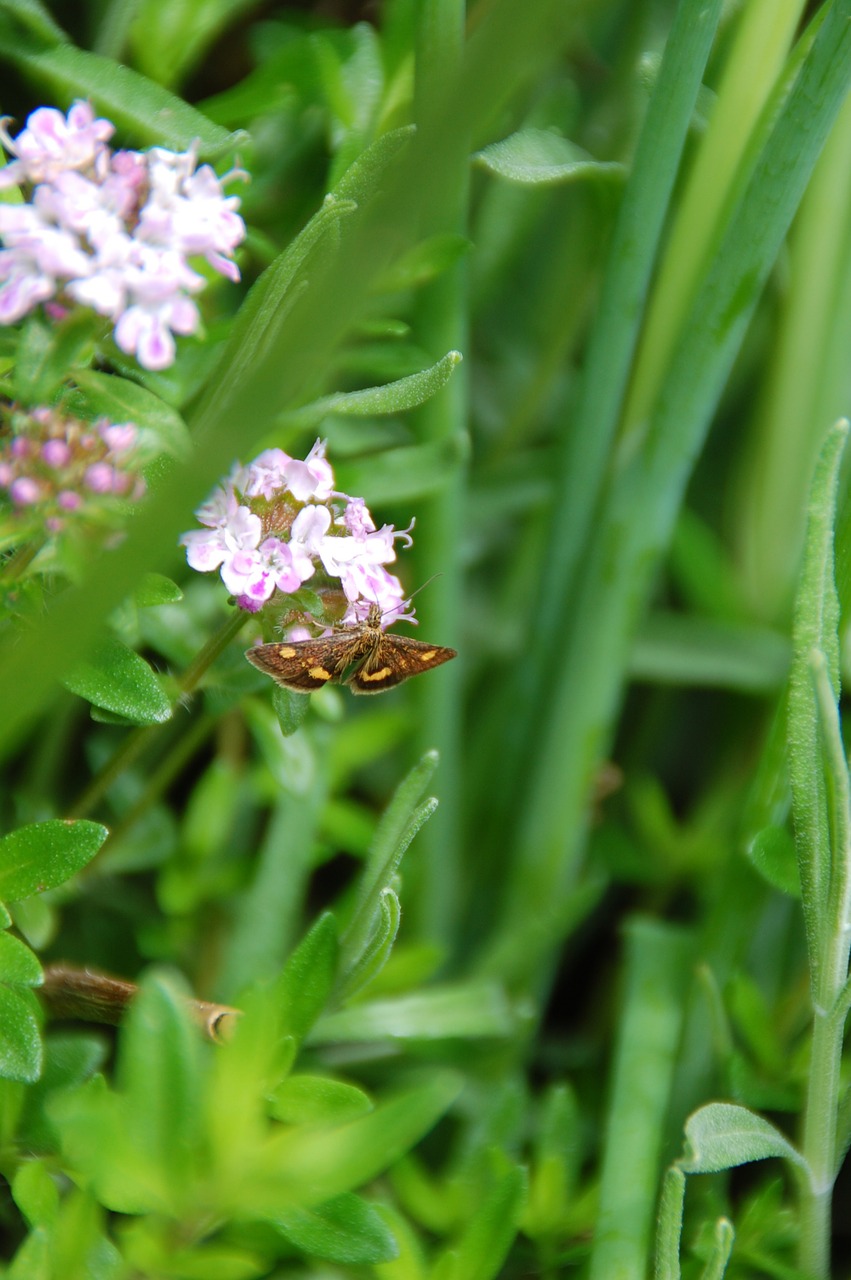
[245,603,457,694]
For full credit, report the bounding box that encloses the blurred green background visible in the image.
[2,0,851,1275]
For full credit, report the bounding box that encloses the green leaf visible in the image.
[269,1074,373,1126]
[334,436,468,504]
[246,1072,462,1214]
[281,350,463,430]
[0,985,42,1082]
[18,1031,107,1151]
[275,1192,398,1264]
[630,612,789,691]
[0,932,42,987]
[747,825,800,898]
[434,1155,527,1280]
[116,970,204,1197]
[340,752,438,972]
[678,1103,811,1180]
[134,573,183,607]
[0,819,107,899]
[6,1225,50,1280]
[11,1158,59,1228]
[333,123,414,203]
[12,312,98,405]
[275,913,339,1042]
[272,685,311,737]
[64,636,172,725]
[378,234,470,291]
[0,0,66,44]
[128,0,255,90]
[66,370,192,460]
[474,128,626,185]
[336,887,400,1003]
[0,35,237,156]
[311,982,513,1044]
[788,420,849,981]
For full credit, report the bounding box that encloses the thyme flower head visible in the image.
[0,102,246,370]
[0,404,145,535]
[181,441,416,626]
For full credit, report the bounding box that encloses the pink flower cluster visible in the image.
[0,102,246,370]
[0,405,145,531]
[181,441,415,625]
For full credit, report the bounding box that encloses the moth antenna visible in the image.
[380,573,444,625]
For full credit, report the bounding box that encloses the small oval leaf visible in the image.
[474,128,626,185]
[0,985,42,1082]
[0,819,108,900]
[0,933,42,987]
[679,1103,810,1179]
[65,637,172,725]
[269,1074,373,1126]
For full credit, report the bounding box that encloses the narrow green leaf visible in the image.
[275,913,339,1042]
[64,636,172,725]
[0,985,42,1082]
[0,932,42,987]
[678,1102,810,1179]
[0,819,107,899]
[337,888,400,1002]
[474,128,626,185]
[128,0,255,90]
[0,0,66,44]
[269,1075,373,1126]
[281,350,463,430]
[700,1219,735,1280]
[436,1156,527,1280]
[788,420,849,977]
[310,981,513,1044]
[0,37,237,155]
[341,752,438,971]
[333,124,415,202]
[274,1192,398,1264]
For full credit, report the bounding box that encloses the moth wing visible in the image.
[347,634,457,695]
[245,640,339,693]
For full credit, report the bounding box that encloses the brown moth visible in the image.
[245,603,457,694]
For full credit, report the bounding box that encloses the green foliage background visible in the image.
[2,0,851,1276]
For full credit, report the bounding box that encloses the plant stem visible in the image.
[800,1005,840,1279]
[798,650,851,1277]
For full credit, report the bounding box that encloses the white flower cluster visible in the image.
[181,441,415,626]
[0,102,245,370]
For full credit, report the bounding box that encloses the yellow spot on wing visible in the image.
[308,666,332,680]
[421,650,437,660]
[278,646,297,657]
[361,666,393,682]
